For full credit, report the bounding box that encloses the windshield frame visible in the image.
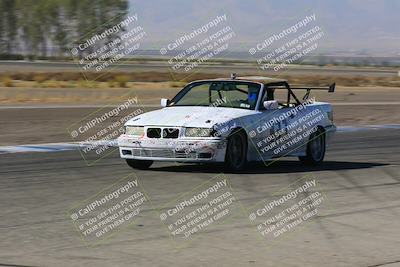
[168,80,263,110]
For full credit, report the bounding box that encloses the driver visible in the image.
[247,85,259,108]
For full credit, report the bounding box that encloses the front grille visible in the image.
[163,128,179,138]
[128,148,202,159]
[175,150,197,159]
[147,128,161,138]
[147,127,179,139]
[132,148,175,158]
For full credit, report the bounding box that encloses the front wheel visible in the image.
[299,128,325,165]
[126,159,153,170]
[225,129,247,172]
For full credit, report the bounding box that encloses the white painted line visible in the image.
[0,141,117,154]
[338,124,400,132]
[1,124,399,155]
[0,143,79,154]
[332,102,400,106]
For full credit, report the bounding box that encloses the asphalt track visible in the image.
[0,126,399,266]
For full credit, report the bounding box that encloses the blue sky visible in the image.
[128,0,400,54]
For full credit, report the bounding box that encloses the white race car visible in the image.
[117,75,336,171]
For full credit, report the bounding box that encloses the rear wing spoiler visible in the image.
[291,83,336,93]
[291,83,335,100]
[264,81,335,105]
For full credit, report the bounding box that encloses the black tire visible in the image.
[126,159,153,170]
[299,127,326,165]
[225,129,248,172]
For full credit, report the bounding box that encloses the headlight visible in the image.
[185,127,213,137]
[125,126,144,136]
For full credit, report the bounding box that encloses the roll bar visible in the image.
[263,82,335,105]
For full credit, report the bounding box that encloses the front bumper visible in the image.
[117,134,227,162]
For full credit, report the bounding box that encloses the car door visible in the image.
[249,105,290,161]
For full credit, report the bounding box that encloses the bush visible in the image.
[77,79,98,88]
[0,54,24,60]
[169,81,186,88]
[114,75,130,87]
[107,80,116,88]
[2,77,14,87]
[33,74,48,84]
[42,80,61,88]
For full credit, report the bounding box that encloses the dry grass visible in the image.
[76,80,98,88]
[0,71,399,88]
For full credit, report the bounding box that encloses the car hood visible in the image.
[125,106,257,128]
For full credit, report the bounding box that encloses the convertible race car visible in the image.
[117,75,336,171]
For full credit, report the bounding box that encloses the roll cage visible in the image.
[259,81,336,109]
[167,77,335,111]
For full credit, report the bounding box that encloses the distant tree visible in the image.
[0,2,5,53]
[0,0,128,58]
[6,0,18,54]
[0,0,18,54]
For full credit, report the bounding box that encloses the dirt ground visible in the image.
[0,84,400,127]
[1,84,400,105]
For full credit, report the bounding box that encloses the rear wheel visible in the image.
[299,128,325,165]
[225,129,247,172]
[126,159,153,170]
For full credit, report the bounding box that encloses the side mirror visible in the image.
[161,98,170,107]
[263,100,278,110]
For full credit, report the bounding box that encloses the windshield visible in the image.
[169,81,261,110]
